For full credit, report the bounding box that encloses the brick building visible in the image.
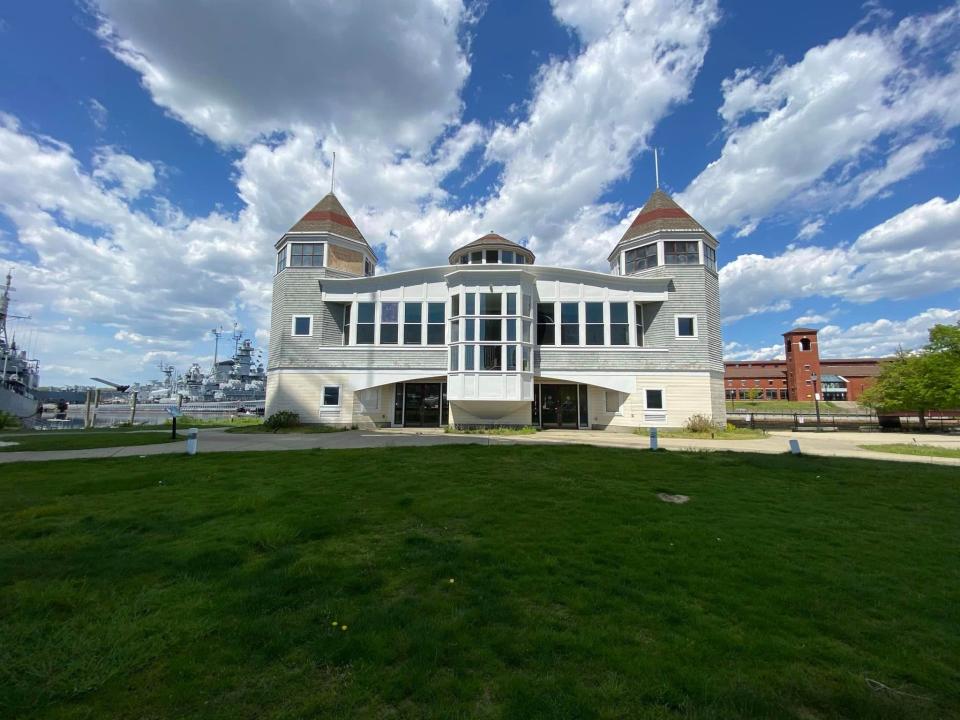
[723,327,883,402]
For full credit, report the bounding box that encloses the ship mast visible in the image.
[0,269,11,347]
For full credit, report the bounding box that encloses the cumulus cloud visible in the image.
[720,194,960,321]
[679,4,960,236]
[796,218,825,241]
[92,147,157,199]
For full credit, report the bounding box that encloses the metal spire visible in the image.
[330,151,336,194]
[654,148,660,190]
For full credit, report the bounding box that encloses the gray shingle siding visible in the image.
[273,348,446,371]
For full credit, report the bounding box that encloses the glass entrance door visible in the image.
[538,384,579,429]
[402,383,447,427]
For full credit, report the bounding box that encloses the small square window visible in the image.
[292,316,312,336]
[322,386,340,407]
[645,389,664,410]
[676,316,696,337]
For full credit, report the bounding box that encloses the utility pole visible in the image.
[811,372,822,431]
[210,325,223,372]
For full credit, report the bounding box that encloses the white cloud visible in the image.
[723,341,785,361]
[796,218,824,240]
[92,147,157,199]
[680,4,960,236]
[818,308,960,358]
[792,313,832,326]
[87,98,108,130]
[721,194,960,321]
[92,0,472,149]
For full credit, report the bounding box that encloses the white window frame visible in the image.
[289,241,326,268]
[605,390,623,415]
[674,314,698,339]
[321,385,341,408]
[291,315,313,337]
[644,388,666,411]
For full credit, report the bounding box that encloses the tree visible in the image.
[860,323,960,429]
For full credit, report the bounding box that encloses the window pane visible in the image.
[293,316,311,335]
[561,324,580,345]
[481,319,501,341]
[323,386,340,406]
[665,241,699,265]
[404,324,421,344]
[515,255,525,264]
[677,317,695,336]
[459,255,468,264]
[465,345,475,370]
[404,303,422,323]
[276,249,286,272]
[380,325,398,344]
[585,302,603,323]
[482,346,502,370]
[610,324,628,345]
[466,318,475,341]
[466,293,475,315]
[381,302,399,323]
[560,302,579,345]
[522,347,531,371]
[427,325,444,345]
[586,324,603,345]
[507,345,517,371]
[560,302,579,324]
[471,251,482,264]
[450,319,460,342]
[537,303,555,345]
[486,249,498,263]
[502,250,514,264]
[450,295,460,317]
[507,319,516,341]
[646,389,663,409]
[481,293,501,315]
[357,324,375,344]
[358,302,375,324]
[450,347,459,371]
[624,243,657,273]
[507,294,517,315]
[610,302,627,324]
[428,302,445,324]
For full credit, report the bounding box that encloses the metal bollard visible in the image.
[649,427,658,451]
[186,427,199,455]
[789,439,801,455]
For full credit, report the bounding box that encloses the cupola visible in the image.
[448,232,535,266]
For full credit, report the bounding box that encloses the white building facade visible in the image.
[266,189,724,430]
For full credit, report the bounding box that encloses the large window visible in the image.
[560,302,580,345]
[482,345,502,371]
[480,293,502,315]
[404,303,422,345]
[290,243,324,267]
[585,302,604,345]
[292,315,312,336]
[704,244,717,272]
[427,302,445,344]
[664,241,699,265]
[380,302,399,344]
[276,248,286,273]
[357,302,375,344]
[625,243,657,273]
[537,303,555,345]
[610,302,628,345]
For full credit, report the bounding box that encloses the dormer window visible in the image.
[290,242,324,267]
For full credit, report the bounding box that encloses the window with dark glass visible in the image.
[635,304,645,346]
[537,303,555,345]
[480,293,501,315]
[466,293,476,315]
[515,255,525,264]
[465,318,475,341]
[585,302,603,345]
[481,319,501,341]
[342,305,351,344]
[502,250,514,264]
[380,302,399,344]
[471,251,482,264]
[276,249,286,273]
[506,319,516,342]
[451,294,460,317]
[677,316,695,337]
[427,302,445,344]
[403,303,422,345]
[450,319,460,343]
[507,293,516,315]
[522,347,531,371]
[579,385,588,427]
[290,243,324,267]
[664,241,699,265]
[482,345,502,370]
[357,302,375,344]
[646,389,663,409]
[450,346,459,371]
[704,244,717,272]
[486,249,498,264]
[506,345,517,371]
[624,243,657,273]
[322,386,340,406]
[459,255,468,264]
[464,345,475,370]
[364,258,374,276]
[560,302,580,345]
[293,316,311,336]
[610,302,628,345]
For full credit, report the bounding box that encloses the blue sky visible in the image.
[1,0,959,385]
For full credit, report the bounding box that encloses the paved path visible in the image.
[0,427,958,466]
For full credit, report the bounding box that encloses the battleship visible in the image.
[0,270,41,419]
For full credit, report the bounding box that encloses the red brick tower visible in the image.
[783,328,822,401]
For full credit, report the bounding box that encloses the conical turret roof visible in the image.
[287,192,368,246]
[448,232,535,264]
[618,189,710,243]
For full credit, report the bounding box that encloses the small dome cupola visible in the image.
[449,232,535,266]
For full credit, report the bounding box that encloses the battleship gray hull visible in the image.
[0,387,39,419]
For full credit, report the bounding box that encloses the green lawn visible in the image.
[727,400,846,413]
[164,415,262,430]
[225,423,345,434]
[639,426,767,440]
[861,443,960,459]
[0,430,180,453]
[1,446,958,719]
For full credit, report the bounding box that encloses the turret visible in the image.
[448,232,535,265]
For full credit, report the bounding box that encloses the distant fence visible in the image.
[728,410,960,432]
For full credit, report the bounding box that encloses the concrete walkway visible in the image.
[0,427,958,466]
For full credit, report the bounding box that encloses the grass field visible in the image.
[0,430,180,453]
[639,426,766,440]
[861,443,960,459]
[225,423,345,434]
[726,400,846,413]
[1,446,958,719]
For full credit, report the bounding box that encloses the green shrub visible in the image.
[264,411,300,432]
[0,411,21,430]
[684,414,716,433]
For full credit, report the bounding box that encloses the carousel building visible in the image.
[266,188,724,430]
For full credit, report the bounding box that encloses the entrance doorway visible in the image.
[395,383,449,427]
[536,384,585,429]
